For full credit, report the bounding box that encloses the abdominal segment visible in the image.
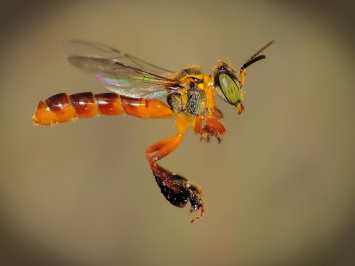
[32,92,173,126]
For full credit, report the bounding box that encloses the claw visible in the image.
[190,206,205,223]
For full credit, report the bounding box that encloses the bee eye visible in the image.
[215,73,242,106]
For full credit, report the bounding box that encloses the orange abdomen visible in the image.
[33,92,173,126]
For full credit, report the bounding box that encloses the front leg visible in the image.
[194,115,226,142]
[145,115,205,223]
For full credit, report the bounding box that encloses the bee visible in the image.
[33,40,274,222]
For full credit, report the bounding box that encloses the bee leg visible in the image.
[213,107,224,119]
[145,116,205,223]
[148,160,205,223]
[194,116,226,143]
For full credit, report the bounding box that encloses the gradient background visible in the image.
[0,1,354,266]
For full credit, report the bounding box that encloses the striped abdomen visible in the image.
[33,92,173,126]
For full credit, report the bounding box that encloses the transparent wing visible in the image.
[65,40,173,74]
[64,40,180,99]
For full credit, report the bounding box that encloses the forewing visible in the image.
[64,40,173,74]
[65,41,179,99]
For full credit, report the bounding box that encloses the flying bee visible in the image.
[33,40,274,223]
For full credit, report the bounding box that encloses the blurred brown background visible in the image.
[0,1,354,266]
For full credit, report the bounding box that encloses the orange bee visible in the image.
[33,40,274,223]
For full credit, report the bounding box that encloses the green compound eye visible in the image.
[218,73,241,105]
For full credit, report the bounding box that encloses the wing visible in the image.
[64,40,180,99]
